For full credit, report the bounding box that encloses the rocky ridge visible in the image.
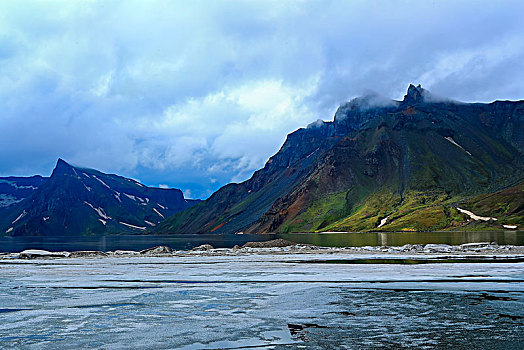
[0,159,200,236]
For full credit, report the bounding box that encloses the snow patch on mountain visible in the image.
[444,137,472,156]
[84,201,111,220]
[92,176,111,189]
[153,208,165,218]
[12,210,27,224]
[119,222,146,230]
[457,207,497,221]
[114,192,122,203]
[377,215,390,228]
[124,193,136,201]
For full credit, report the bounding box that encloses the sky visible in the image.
[1,0,523,198]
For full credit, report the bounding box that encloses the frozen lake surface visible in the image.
[1,254,523,349]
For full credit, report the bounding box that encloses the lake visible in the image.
[0,253,522,348]
[0,230,522,253]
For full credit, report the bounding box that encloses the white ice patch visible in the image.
[114,192,122,203]
[377,215,390,228]
[93,176,111,189]
[98,219,107,226]
[12,210,27,224]
[43,216,50,222]
[305,147,320,159]
[444,137,472,156]
[119,222,146,230]
[84,201,111,220]
[127,178,144,187]
[502,224,518,229]
[153,208,165,219]
[82,172,91,178]
[457,207,497,221]
[84,184,91,192]
[124,193,136,201]
[157,203,167,210]
[144,220,156,227]
[6,227,13,233]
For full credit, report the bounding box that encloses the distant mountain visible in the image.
[0,175,47,208]
[157,84,524,233]
[1,159,199,236]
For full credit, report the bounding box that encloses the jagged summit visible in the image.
[1,160,200,236]
[158,87,524,234]
[402,84,427,105]
[55,158,71,168]
[51,158,75,177]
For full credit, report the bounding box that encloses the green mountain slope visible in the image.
[158,84,524,234]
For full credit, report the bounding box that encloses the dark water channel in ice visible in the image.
[0,254,523,349]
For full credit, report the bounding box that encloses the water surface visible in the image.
[1,230,522,253]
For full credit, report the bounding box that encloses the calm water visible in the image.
[281,230,524,247]
[0,231,522,253]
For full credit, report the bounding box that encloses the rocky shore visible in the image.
[1,240,523,259]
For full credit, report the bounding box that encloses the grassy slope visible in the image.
[307,182,523,232]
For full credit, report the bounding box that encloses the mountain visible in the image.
[1,159,199,236]
[157,84,524,234]
[0,175,47,208]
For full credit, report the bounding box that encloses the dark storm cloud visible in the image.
[1,0,523,198]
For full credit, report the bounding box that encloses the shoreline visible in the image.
[2,240,524,259]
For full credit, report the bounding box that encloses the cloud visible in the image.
[0,0,523,197]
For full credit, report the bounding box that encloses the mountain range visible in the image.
[157,84,524,233]
[0,159,199,236]
[1,84,523,236]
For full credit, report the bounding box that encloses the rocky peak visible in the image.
[402,84,426,105]
[51,158,75,177]
[333,92,398,133]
